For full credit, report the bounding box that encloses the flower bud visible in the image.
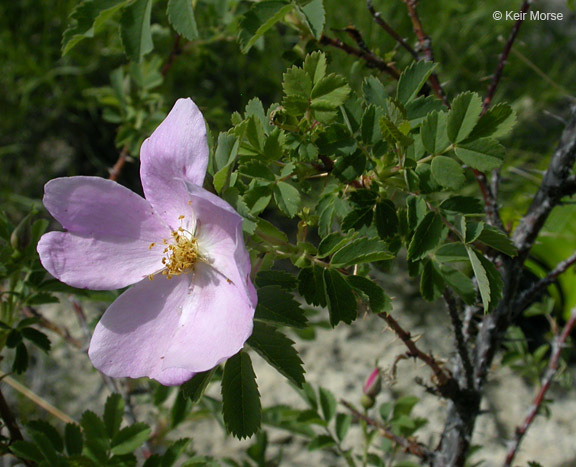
[363,368,382,399]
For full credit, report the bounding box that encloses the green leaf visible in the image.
[434,243,468,262]
[341,206,373,232]
[466,247,503,311]
[347,276,392,313]
[469,103,516,139]
[111,423,151,455]
[248,322,305,387]
[65,423,84,456]
[255,286,307,328]
[120,0,153,62]
[361,105,382,145]
[104,393,124,438]
[299,0,325,40]
[303,51,326,84]
[81,410,109,462]
[167,0,198,41]
[310,74,351,110]
[421,111,450,155]
[283,66,312,98]
[396,61,436,105]
[375,200,399,239]
[222,352,261,439]
[439,196,484,215]
[213,134,239,193]
[182,369,215,403]
[379,117,412,147]
[299,266,327,307]
[21,327,51,352]
[62,0,128,56]
[10,440,44,463]
[273,181,301,217]
[323,269,357,325]
[477,224,517,256]
[420,259,445,301]
[239,1,294,53]
[308,434,336,451]
[407,212,448,261]
[318,387,337,422]
[363,76,388,109]
[170,390,192,428]
[318,232,354,259]
[464,220,484,243]
[12,343,28,374]
[447,92,482,143]
[431,156,465,190]
[331,237,393,267]
[406,95,444,127]
[335,413,352,441]
[439,265,476,304]
[28,420,64,453]
[255,270,297,290]
[454,138,505,171]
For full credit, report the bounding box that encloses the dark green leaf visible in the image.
[477,225,517,256]
[347,276,392,313]
[434,243,468,262]
[21,327,51,352]
[170,390,192,428]
[28,420,64,452]
[65,423,84,456]
[303,51,326,84]
[323,269,357,325]
[439,196,484,214]
[255,270,297,290]
[407,212,448,261]
[318,232,354,258]
[104,394,124,438]
[111,422,151,455]
[182,369,215,403]
[454,138,505,171]
[361,105,382,145]
[439,265,477,304]
[431,156,465,190]
[298,266,327,307]
[447,92,482,143]
[283,66,312,98]
[120,0,153,62]
[81,410,109,462]
[420,259,445,301]
[255,286,307,328]
[167,0,198,41]
[405,95,444,127]
[341,207,373,232]
[363,76,388,109]
[396,61,437,105]
[12,343,28,373]
[248,322,305,387]
[335,413,352,441]
[308,434,336,451]
[375,200,399,239]
[10,440,44,463]
[466,247,503,311]
[379,117,412,147]
[331,237,393,267]
[468,103,516,139]
[221,351,261,439]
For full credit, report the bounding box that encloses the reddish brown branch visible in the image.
[482,0,532,113]
[378,312,457,397]
[319,35,400,79]
[0,386,23,442]
[108,145,129,182]
[504,307,576,466]
[401,0,449,107]
[161,35,182,77]
[341,399,433,462]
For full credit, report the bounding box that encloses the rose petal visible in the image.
[163,263,255,372]
[140,98,209,228]
[38,177,171,290]
[88,275,196,386]
[186,184,257,306]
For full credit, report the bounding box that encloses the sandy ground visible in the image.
[3,285,576,467]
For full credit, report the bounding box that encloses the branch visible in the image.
[108,145,129,182]
[378,312,457,397]
[482,0,532,113]
[22,306,84,350]
[503,307,576,466]
[401,0,449,107]
[443,290,474,390]
[161,35,182,77]
[319,34,400,79]
[341,399,434,462]
[366,0,418,60]
[516,250,576,311]
[513,106,576,259]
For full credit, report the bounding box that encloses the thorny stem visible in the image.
[503,307,576,466]
[319,35,400,79]
[0,385,23,441]
[401,0,449,107]
[443,290,474,390]
[482,0,532,113]
[341,399,434,462]
[377,312,456,397]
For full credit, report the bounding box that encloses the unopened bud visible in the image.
[363,368,382,399]
[361,394,375,409]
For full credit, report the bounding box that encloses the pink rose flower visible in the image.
[37,98,257,386]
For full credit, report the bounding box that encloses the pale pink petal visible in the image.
[38,177,171,290]
[187,184,257,306]
[163,263,254,372]
[140,98,209,228]
[88,275,196,386]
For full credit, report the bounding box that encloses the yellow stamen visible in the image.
[149,242,156,250]
[160,229,202,278]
